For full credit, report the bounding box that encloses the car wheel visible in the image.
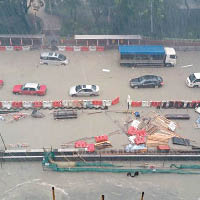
[13,92,19,95]
[90,94,95,97]
[154,85,159,88]
[61,63,66,66]
[133,86,138,89]
[193,85,199,88]
[44,63,48,65]
[72,94,77,97]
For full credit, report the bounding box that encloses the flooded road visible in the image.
[0,50,200,199]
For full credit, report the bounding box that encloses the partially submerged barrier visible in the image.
[0,97,119,110]
[131,100,200,109]
[0,45,104,52]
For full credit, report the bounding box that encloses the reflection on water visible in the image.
[0,162,200,200]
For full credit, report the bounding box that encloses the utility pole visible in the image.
[141,192,144,200]
[52,187,55,200]
[150,0,153,34]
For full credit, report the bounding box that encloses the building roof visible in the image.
[74,35,142,40]
[0,34,45,39]
[119,45,165,55]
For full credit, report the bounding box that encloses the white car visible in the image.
[186,73,200,88]
[69,85,100,97]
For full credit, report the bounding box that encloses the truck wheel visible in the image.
[165,63,172,67]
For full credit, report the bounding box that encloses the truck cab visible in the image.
[164,47,176,67]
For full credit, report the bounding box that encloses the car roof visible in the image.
[194,73,200,79]
[24,83,39,88]
[142,75,159,79]
[40,52,59,58]
[77,85,95,89]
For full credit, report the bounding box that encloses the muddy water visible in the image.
[0,162,200,200]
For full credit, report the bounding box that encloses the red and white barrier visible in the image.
[0,97,119,110]
[131,100,200,108]
[0,46,6,51]
[0,45,105,51]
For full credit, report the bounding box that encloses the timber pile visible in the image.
[53,109,77,119]
[139,112,182,148]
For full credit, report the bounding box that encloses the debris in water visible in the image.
[102,69,110,72]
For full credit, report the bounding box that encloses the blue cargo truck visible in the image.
[119,45,176,67]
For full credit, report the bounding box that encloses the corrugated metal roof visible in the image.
[74,35,142,40]
[119,45,165,55]
[0,34,45,39]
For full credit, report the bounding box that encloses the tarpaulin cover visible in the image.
[119,45,165,55]
[172,137,190,146]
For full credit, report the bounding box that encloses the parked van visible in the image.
[186,73,200,87]
[40,52,68,65]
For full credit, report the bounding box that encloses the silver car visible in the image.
[69,85,100,97]
[40,52,68,65]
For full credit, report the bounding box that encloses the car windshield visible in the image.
[75,85,82,92]
[189,74,196,82]
[58,54,66,61]
[92,85,96,90]
[138,76,145,82]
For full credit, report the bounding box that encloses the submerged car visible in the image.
[40,52,68,65]
[186,73,200,88]
[69,84,100,97]
[130,75,164,88]
[13,83,47,96]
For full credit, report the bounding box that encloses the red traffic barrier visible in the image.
[96,46,105,51]
[81,46,89,51]
[14,46,23,51]
[65,46,74,51]
[137,129,146,137]
[131,101,142,107]
[33,101,43,108]
[151,101,161,107]
[127,126,137,136]
[12,101,23,109]
[134,136,146,145]
[0,80,3,87]
[92,100,103,106]
[87,144,95,152]
[52,101,62,108]
[95,135,108,143]
[0,46,6,51]
[112,97,120,105]
[74,140,88,148]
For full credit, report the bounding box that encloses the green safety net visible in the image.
[42,152,200,174]
[170,164,200,169]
